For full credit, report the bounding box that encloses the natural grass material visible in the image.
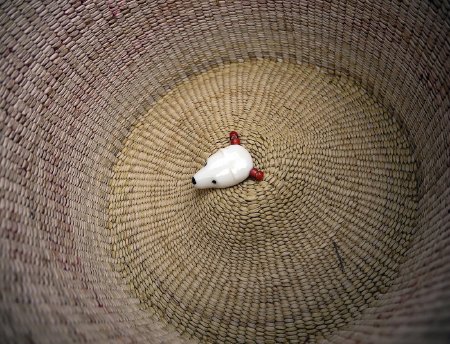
[1,0,449,343]
[109,61,417,343]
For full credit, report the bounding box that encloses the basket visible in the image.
[1,1,449,343]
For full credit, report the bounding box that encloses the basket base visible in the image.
[108,60,417,343]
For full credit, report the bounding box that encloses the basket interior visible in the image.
[1,1,449,343]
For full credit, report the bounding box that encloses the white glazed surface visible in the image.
[193,145,253,189]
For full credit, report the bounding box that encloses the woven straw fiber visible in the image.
[1,1,449,344]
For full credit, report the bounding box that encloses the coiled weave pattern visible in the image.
[109,61,417,343]
[1,0,449,343]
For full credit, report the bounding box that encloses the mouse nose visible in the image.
[192,177,196,185]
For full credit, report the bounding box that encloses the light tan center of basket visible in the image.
[108,60,417,343]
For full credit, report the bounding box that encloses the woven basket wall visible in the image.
[1,0,449,343]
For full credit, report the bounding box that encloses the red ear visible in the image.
[249,168,264,181]
[229,131,240,145]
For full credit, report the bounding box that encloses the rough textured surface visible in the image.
[0,0,449,343]
[109,61,417,343]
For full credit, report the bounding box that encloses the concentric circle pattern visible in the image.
[108,61,417,343]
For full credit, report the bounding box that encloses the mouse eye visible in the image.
[212,180,217,184]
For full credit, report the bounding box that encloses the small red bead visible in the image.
[250,168,264,181]
[255,170,264,181]
[230,138,241,145]
[229,131,239,139]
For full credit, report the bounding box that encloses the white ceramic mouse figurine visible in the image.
[192,131,264,189]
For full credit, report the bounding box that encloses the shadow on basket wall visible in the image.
[1,0,449,343]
